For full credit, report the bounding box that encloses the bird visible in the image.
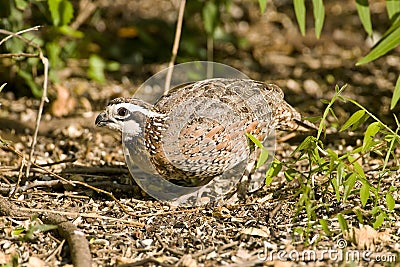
[95,78,312,187]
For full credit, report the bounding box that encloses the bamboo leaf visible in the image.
[390,75,400,109]
[386,193,395,211]
[343,173,357,202]
[373,212,386,228]
[258,0,268,13]
[340,110,365,132]
[319,218,331,236]
[362,122,381,152]
[360,182,370,206]
[312,0,325,38]
[357,24,400,65]
[265,160,282,186]
[337,213,348,232]
[386,0,400,21]
[294,0,306,36]
[356,0,373,36]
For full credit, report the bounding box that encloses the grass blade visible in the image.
[356,25,400,65]
[312,0,325,38]
[258,0,268,13]
[294,0,306,36]
[390,75,400,109]
[356,0,373,36]
[386,0,400,21]
[340,110,365,132]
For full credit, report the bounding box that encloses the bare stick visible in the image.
[0,53,39,58]
[0,26,41,46]
[1,142,141,216]
[164,0,186,95]
[0,26,49,178]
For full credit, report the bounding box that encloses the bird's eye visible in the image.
[117,107,128,116]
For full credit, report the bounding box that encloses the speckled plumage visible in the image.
[96,78,307,186]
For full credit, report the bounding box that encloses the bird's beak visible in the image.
[95,112,109,127]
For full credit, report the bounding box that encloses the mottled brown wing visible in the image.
[145,79,288,186]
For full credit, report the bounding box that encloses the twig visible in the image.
[16,207,145,228]
[1,142,138,216]
[118,256,174,267]
[45,239,65,263]
[70,0,96,30]
[135,207,204,217]
[0,53,39,58]
[0,26,49,179]
[164,0,186,95]
[0,196,92,267]
[192,246,215,258]
[10,157,26,198]
[155,234,185,256]
[0,26,41,46]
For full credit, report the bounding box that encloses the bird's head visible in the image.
[95,97,156,135]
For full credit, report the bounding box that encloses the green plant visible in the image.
[258,0,400,109]
[11,215,57,241]
[266,84,399,243]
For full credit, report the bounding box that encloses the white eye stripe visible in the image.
[113,103,165,117]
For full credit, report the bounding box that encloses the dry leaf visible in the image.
[240,226,270,238]
[50,84,76,117]
[345,225,392,250]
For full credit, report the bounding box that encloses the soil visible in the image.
[0,0,399,266]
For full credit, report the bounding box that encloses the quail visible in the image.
[96,78,311,187]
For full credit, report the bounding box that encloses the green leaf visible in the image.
[88,54,106,83]
[356,0,372,36]
[386,0,400,21]
[59,0,74,25]
[352,112,370,130]
[17,70,42,98]
[245,132,263,149]
[386,193,395,211]
[256,149,269,169]
[294,0,306,36]
[354,208,364,223]
[362,122,381,152]
[203,1,218,35]
[357,22,400,65]
[319,218,331,236]
[265,160,282,186]
[12,226,25,236]
[360,182,370,206]
[391,75,400,109]
[343,173,357,202]
[48,0,60,26]
[15,0,28,10]
[24,223,58,241]
[258,0,268,13]
[340,110,365,132]
[373,212,386,228]
[59,25,83,38]
[348,155,366,179]
[294,136,315,153]
[48,0,74,26]
[284,169,296,181]
[337,213,348,232]
[312,0,325,38]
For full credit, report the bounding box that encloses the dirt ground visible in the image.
[1,0,399,266]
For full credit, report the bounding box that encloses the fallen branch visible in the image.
[0,196,92,267]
